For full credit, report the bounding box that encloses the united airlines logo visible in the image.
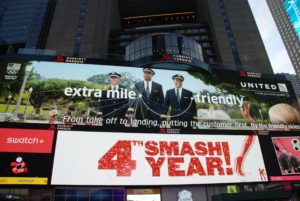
[240,82,289,92]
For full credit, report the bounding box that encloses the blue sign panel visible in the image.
[284,0,300,38]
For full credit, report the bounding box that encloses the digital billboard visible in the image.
[127,189,161,201]
[51,131,267,185]
[284,0,300,38]
[0,128,54,185]
[260,131,300,182]
[0,57,299,133]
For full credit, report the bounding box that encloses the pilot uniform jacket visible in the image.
[131,81,164,121]
[164,88,197,122]
[99,85,129,119]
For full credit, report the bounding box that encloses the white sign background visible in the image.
[51,131,267,185]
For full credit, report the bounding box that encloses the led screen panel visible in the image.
[260,131,300,182]
[51,131,267,185]
[0,57,299,133]
[285,0,300,38]
[0,128,54,185]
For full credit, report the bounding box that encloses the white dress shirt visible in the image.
[111,85,119,91]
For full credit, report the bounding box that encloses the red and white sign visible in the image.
[51,131,267,185]
[0,128,54,153]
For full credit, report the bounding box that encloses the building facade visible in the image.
[1,1,300,201]
[0,0,55,55]
[280,73,300,105]
[45,0,121,58]
[267,0,300,77]
[45,0,273,74]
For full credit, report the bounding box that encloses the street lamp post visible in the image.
[4,95,12,113]
[24,87,33,121]
[13,65,33,119]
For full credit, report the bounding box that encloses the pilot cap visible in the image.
[172,74,184,81]
[143,67,155,75]
[109,72,121,78]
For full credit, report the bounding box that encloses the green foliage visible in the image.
[196,102,211,109]
[196,102,221,110]
[0,104,57,115]
[27,79,104,114]
[87,72,141,88]
[0,62,32,98]
[76,102,87,110]
[226,108,243,119]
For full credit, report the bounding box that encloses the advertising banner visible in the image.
[0,128,54,153]
[0,57,299,132]
[0,128,54,185]
[51,131,267,185]
[0,153,52,185]
[127,188,161,201]
[260,132,300,181]
[284,0,300,38]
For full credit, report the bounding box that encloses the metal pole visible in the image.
[24,87,33,121]
[13,65,33,119]
[5,95,12,113]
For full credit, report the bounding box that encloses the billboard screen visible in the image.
[260,131,300,181]
[0,128,54,185]
[127,189,161,201]
[0,57,299,133]
[51,131,267,185]
[284,0,300,38]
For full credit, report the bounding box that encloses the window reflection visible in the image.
[125,33,204,61]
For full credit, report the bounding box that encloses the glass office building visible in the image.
[267,0,300,77]
[0,0,52,54]
[45,0,273,74]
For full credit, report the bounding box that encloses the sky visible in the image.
[248,0,296,74]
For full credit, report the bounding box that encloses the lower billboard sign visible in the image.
[0,153,52,185]
[260,132,300,181]
[0,128,54,153]
[0,128,54,185]
[51,131,267,185]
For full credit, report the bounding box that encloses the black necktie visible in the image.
[146,83,150,97]
[177,88,180,103]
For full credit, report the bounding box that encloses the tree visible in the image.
[0,61,32,99]
[27,79,104,114]
[87,72,141,88]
